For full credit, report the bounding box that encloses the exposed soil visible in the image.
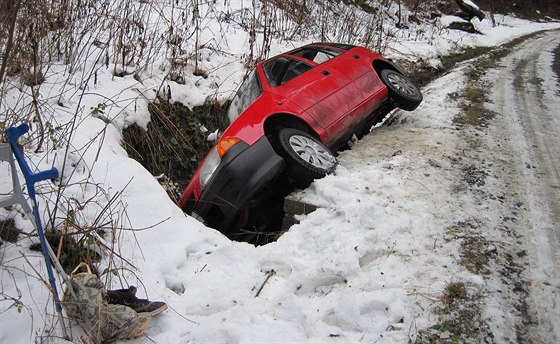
[554,44,560,83]
[476,0,560,20]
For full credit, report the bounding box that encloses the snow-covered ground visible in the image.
[1,1,559,343]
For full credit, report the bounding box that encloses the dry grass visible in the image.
[122,98,228,200]
[416,280,493,343]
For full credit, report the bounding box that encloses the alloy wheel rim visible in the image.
[289,135,336,170]
[387,73,417,96]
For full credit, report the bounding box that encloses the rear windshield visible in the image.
[226,69,262,123]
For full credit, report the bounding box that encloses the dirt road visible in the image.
[486,30,560,343]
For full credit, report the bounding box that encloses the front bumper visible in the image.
[191,136,285,235]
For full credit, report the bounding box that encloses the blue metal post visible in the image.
[5,124,67,338]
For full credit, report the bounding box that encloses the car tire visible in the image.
[276,128,337,187]
[380,69,422,111]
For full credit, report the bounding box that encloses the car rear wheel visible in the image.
[276,128,337,187]
[380,69,422,111]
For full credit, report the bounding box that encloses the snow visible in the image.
[462,0,480,11]
[1,1,560,343]
[440,14,470,26]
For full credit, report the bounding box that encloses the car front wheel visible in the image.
[380,69,422,111]
[276,128,337,187]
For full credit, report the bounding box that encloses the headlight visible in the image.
[199,137,244,190]
[199,147,220,189]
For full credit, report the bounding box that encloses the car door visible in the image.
[323,50,388,139]
[269,55,362,145]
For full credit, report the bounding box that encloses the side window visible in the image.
[289,47,342,64]
[263,57,312,87]
[312,51,334,64]
[283,60,312,84]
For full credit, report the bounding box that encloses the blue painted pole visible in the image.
[6,124,68,339]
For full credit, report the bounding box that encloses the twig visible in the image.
[165,302,199,325]
[254,269,276,298]
[0,0,22,86]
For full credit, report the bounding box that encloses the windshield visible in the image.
[226,69,262,124]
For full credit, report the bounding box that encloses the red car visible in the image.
[179,43,422,238]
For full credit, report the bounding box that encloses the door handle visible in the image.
[322,70,330,76]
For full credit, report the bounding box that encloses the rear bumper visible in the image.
[189,136,285,235]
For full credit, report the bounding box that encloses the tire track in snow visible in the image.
[487,30,560,344]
